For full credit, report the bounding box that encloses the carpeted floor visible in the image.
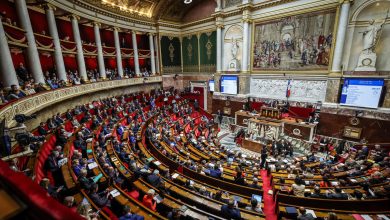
[219,129,277,219]
[261,170,277,220]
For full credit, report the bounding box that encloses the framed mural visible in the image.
[252,10,336,71]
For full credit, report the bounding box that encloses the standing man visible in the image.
[260,147,268,169]
[194,99,199,111]
[217,109,223,125]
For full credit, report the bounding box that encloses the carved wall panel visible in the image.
[250,78,327,102]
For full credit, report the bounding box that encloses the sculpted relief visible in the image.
[253,11,336,70]
[250,78,327,102]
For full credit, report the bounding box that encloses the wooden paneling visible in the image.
[318,112,390,143]
[212,99,243,117]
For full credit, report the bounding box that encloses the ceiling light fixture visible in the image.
[184,0,192,4]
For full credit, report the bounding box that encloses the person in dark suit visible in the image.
[326,186,348,200]
[260,148,267,169]
[194,99,199,111]
[89,184,111,208]
[65,110,73,120]
[217,110,223,125]
[119,205,144,220]
[307,186,325,198]
[38,122,49,135]
[221,199,241,220]
[74,133,86,153]
[209,166,222,178]
[78,169,93,190]
[45,150,62,185]
[16,63,30,82]
[249,178,262,189]
[146,170,162,188]
[297,207,315,220]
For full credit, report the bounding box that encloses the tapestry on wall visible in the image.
[252,10,336,71]
[182,35,199,72]
[199,31,216,72]
[160,36,181,73]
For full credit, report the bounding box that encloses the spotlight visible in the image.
[184,0,192,4]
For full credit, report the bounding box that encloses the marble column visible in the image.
[15,0,45,83]
[242,19,250,72]
[148,33,156,75]
[131,31,140,76]
[239,75,250,95]
[331,0,351,73]
[214,73,221,93]
[215,0,222,11]
[325,78,342,103]
[113,27,123,77]
[216,25,223,73]
[70,15,88,81]
[154,35,160,74]
[45,4,67,81]
[0,19,19,87]
[94,22,106,79]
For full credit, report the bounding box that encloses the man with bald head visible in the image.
[297,207,315,220]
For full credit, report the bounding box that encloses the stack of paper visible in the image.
[88,162,98,170]
[110,189,120,197]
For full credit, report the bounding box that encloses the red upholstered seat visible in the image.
[34,135,57,184]
[64,121,74,132]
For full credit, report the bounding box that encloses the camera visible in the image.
[14,114,37,124]
[15,132,45,146]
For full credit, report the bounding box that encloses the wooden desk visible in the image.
[242,139,263,153]
[0,189,25,219]
[235,111,317,141]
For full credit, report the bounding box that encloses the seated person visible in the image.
[245,198,263,214]
[142,189,157,211]
[221,199,241,220]
[89,184,111,208]
[249,177,262,189]
[290,177,305,197]
[297,207,315,220]
[0,89,8,104]
[146,169,162,188]
[78,169,93,190]
[209,165,222,178]
[119,205,144,220]
[8,85,26,100]
[326,186,348,200]
[307,185,325,198]
[38,122,49,135]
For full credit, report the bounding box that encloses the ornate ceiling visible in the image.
[95,0,205,22]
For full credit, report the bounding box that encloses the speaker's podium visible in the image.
[235,109,317,142]
[260,107,282,120]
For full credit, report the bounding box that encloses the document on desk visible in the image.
[360,215,373,220]
[88,162,98,170]
[110,189,120,197]
[172,173,179,179]
[305,209,316,218]
[377,215,390,220]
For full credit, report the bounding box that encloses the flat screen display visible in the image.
[340,78,384,108]
[209,80,215,92]
[221,75,238,95]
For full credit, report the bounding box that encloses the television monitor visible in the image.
[209,80,215,92]
[340,78,384,108]
[220,75,238,95]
